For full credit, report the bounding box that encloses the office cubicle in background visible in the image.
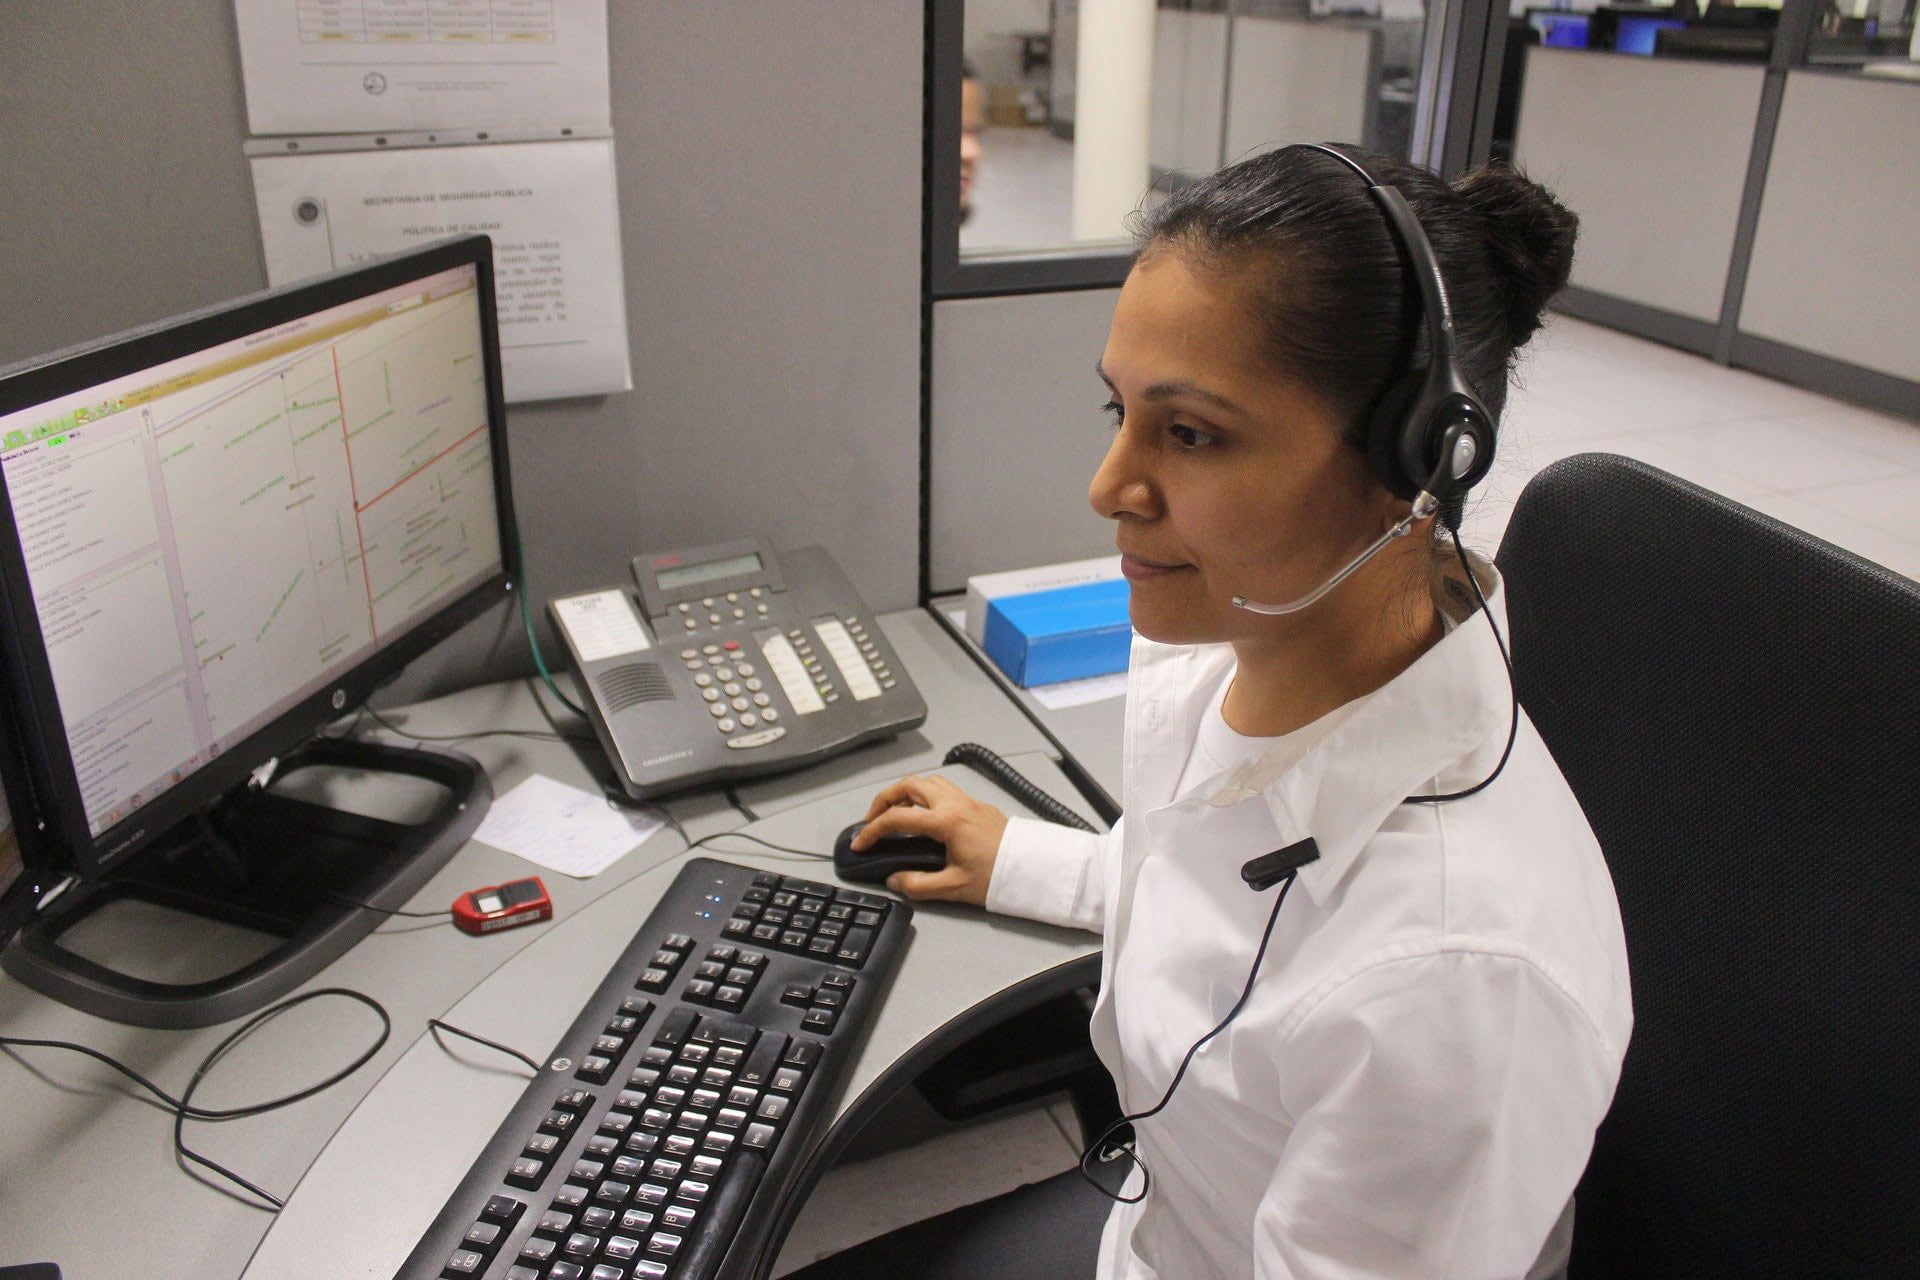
[1498,0,1920,420]
[0,0,927,706]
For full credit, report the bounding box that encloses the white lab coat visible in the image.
[986,555,1632,1280]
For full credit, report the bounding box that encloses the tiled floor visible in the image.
[772,316,1920,1274]
[1467,316,1920,581]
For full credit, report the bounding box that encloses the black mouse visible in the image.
[833,820,949,885]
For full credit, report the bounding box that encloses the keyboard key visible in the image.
[685,979,716,1002]
[701,1129,736,1154]
[742,1122,777,1150]
[606,1014,640,1037]
[556,1090,594,1111]
[663,933,694,951]
[714,1107,748,1131]
[655,1007,698,1048]
[808,937,837,955]
[595,1034,626,1055]
[590,1265,623,1280]
[640,1045,673,1068]
[604,1235,642,1261]
[649,1157,684,1181]
[696,960,727,980]
[506,1157,546,1189]
[482,1195,524,1225]
[726,966,755,985]
[676,1179,711,1204]
[540,1109,577,1135]
[598,1111,632,1137]
[703,1066,734,1088]
[538,1210,573,1236]
[551,1183,590,1210]
[625,1130,660,1155]
[781,930,809,949]
[820,971,854,991]
[758,1094,791,1123]
[691,1154,724,1177]
[646,1231,684,1257]
[736,950,767,970]
[713,1045,745,1067]
[594,1181,632,1206]
[524,1133,560,1158]
[570,1159,605,1183]
[783,1039,823,1068]
[585,1135,618,1160]
[635,1182,671,1206]
[444,1247,485,1275]
[812,987,845,1009]
[506,1267,540,1280]
[637,966,673,991]
[837,927,875,965]
[679,1042,711,1063]
[619,1208,656,1234]
[690,1088,723,1110]
[576,1055,613,1083]
[772,1066,804,1092]
[825,903,854,921]
[802,1008,836,1033]
[667,1064,699,1086]
[579,1206,615,1232]
[611,1155,646,1180]
[654,1086,686,1109]
[722,918,752,938]
[676,1109,711,1132]
[518,1236,559,1264]
[548,1264,583,1280]
[563,1231,599,1258]
[619,997,655,1021]
[751,923,779,942]
[641,1108,673,1130]
[458,1220,499,1251]
[662,1204,698,1229]
[738,1034,785,1087]
[635,1261,670,1280]
[663,1132,697,1156]
[730,1084,760,1107]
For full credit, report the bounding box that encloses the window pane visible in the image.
[960,0,1434,260]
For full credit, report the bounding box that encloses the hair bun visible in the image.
[1451,162,1577,351]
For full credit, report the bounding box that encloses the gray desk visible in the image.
[0,609,1102,1280]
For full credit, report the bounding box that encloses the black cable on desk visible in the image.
[0,987,392,1211]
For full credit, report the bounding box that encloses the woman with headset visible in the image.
[814,144,1631,1280]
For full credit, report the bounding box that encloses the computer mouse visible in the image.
[833,820,949,885]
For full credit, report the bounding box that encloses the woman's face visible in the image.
[1090,248,1400,647]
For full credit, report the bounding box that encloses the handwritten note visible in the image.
[473,773,662,878]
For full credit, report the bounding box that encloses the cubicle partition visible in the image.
[1738,71,1920,403]
[928,291,1120,593]
[1513,48,1765,350]
[1509,40,1920,421]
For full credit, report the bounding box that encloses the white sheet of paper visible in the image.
[1031,670,1130,710]
[250,138,632,402]
[472,773,662,878]
[234,0,610,135]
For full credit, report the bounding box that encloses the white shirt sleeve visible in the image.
[982,814,1120,933]
[1254,945,1620,1280]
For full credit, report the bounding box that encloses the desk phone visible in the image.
[549,541,926,800]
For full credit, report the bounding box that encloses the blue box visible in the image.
[981,578,1133,687]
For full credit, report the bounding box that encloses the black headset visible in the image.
[1288,143,1496,516]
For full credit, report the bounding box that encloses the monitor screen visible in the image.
[0,241,512,863]
[1533,13,1593,46]
[1615,14,1687,51]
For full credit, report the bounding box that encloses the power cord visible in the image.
[325,890,453,921]
[513,529,588,720]
[0,987,391,1211]
[360,702,593,748]
[428,1018,544,1074]
[722,783,760,824]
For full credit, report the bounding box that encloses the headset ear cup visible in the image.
[1365,371,1425,500]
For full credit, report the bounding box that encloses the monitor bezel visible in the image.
[0,235,519,879]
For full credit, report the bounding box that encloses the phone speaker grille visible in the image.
[597,662,674,713]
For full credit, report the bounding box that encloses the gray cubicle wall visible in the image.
[1513,48,1765,335]
[0,0,924,702]
[929,290,1122,593]
[1739,71,1920,391]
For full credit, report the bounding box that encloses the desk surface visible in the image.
[0,609,1102,1280]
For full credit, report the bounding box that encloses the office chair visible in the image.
[1495,453,1920,1280]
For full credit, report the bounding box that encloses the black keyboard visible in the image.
[396,857,912,1280]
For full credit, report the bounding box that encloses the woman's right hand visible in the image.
[855,774,1009,906]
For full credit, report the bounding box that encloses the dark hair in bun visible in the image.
[1136,145,1577,450]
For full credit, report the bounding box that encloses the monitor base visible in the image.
[0,737,490,1029]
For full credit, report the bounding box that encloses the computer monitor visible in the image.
[0,237,516,1025]
[1531,11,1594,46]
[1615,13,1689,51]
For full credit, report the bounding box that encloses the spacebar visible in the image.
[673,1147,770,1280]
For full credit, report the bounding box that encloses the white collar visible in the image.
[1127,551,1512,907]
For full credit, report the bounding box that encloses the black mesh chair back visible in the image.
[1495,454,1920,1280]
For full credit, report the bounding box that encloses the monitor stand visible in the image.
[0,737,490,1029]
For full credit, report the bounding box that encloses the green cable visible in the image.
[512,530,588,719]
